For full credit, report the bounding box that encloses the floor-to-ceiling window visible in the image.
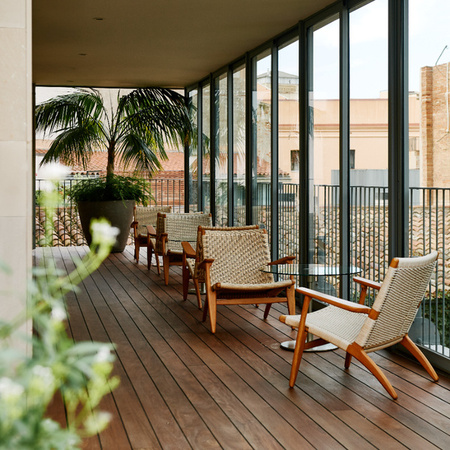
[409,0,450,354]
[201,83,211,214]
[349,0,389,284]
[188,89,199,212]
[278,39,299,259]
[214,73,228,225]
[253,50,272,233]
[310,15,340,294]
[233,64,247,226]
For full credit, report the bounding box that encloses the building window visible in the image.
[291,150,300,171]
[350,149,355,169]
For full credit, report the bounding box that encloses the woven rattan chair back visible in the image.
[156,212,212,254]
[134,205,172,236]
[201,228,274,286]
[194,225,260,281]
[356,251,438,351]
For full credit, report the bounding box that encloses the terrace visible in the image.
[41,245,450,449]
[3,0,450,448]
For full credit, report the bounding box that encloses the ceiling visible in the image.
[33,0,335,89]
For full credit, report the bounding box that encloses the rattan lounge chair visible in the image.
[181,225,260,309]
[155,212,212,285]
[198,227,296,333]
[280,251,439,399]
[131,205,172,270]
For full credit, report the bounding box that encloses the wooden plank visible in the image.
[35,247,450,450]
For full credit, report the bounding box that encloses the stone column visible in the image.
[0,0,33,347]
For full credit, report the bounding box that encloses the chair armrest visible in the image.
[353,276,382,290]
[198,258,214,270]
[268,255,295,265]
[130,221,138,229]
[296,287,372,314]
[146,224,156,236]
[181,241,196,259]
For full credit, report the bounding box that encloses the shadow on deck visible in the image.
[39,246,450,449]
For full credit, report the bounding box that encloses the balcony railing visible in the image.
[35,177,185,247]
[35,178,449,361]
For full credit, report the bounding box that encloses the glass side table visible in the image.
[262,263,362,351]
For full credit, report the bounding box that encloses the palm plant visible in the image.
[35,87,192,178]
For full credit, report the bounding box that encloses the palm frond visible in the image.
[36,89,105,136]
[119,88,192,151]
[115,134,164,173]
[41,120,104,169]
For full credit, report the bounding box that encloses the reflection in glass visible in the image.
[278,39,299,260]
[215,73,228,225]
[202,84,211,214]
[188,90,198,212]
[233,65,246,225]
[253,50,272,235]
[310,17,340,292]
[350,0,388,283]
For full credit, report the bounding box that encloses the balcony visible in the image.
[39,246,450,449]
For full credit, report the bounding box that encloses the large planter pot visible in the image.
[77,200,135,253]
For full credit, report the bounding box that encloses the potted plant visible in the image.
[35,87,192,252]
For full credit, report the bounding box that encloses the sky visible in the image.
[37,0,450,102]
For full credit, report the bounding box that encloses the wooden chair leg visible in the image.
[401,334,439,381]
[289,328,307,387]
[155,253,161,275]
[163,256,169,285]
[205,291,217,333]
[286,285,296,315]
[202,299,209,322]
[263,303,271,319]
[345,352,352,369]
[348,344,398,399]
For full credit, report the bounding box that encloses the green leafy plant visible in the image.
[35,88,192,178]
[0,165,119,449]
[68,174,151,204]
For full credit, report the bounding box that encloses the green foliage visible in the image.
[35,88,193,177]
[0,171,119,449]
[421,292,450,348]
[68,175,152,204]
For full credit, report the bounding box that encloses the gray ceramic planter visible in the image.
[77,200,135,252]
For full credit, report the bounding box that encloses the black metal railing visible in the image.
[35,177,449,359]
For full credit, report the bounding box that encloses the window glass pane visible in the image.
[350,0,388,284]
[202,84,211,214]
[310,16,340,293]
[233,64,246,225]
[409,0,450,353]
[253,50,272,233]
[279,39,299,259]
[215,73,228,225]
[188,89,198,212]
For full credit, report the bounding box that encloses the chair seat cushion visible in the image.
[284,305,368,350]
[213,279,293,292]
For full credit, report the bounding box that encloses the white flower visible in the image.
[32,365,54,384]
[90,221,119,246]
[94,346,111,364]
[0,377,24,400]
[39,162,71,181]
[51,305,66,322]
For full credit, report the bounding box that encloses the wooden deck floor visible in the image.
[39,246,450,449]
